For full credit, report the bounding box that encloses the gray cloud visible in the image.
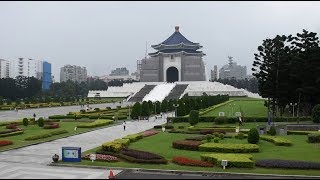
[1,1,320,81]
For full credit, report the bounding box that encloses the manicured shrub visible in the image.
[24,130,68,141]
[235,132,245,139]
[199,143,259,153]
[43,122,60,129]
[82,154,118,162]
[38,117,44,127]
[0,129,18,134]
[153,125,162,129]
[172,140,203,151]
[0,130,24,137]
[213,132,219,137]
[260,135,292,146]
[23,118,29,126]
[247,128,259,144]
[256,159,320,169]
[312,104,320,123]
[77,119,113,128]
[172,156,214,167]
[101,142,125,153]
[213,137,220,143]
[164,125,174,129]
[206,134,212,142]
[189,110,199,126]
[287,131,320,135]
[122,133,143,142]
[201,153,254,168]
[0,140,13,147]
[214,116,227,124]
[267,126,276,136]
[219,133,224,139]
[94,108,100,111]
[121,148,165,160]
[308,134,320,143]
[178,126,185,129]
[200,129,226,135]
[185,136,207,141]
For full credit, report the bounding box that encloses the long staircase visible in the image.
[127,85,156,102]
[164,84,189,101]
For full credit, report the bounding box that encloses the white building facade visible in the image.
[60,65,87,83]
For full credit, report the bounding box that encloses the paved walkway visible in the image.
[0,115,167,179]
[0,102,132,121]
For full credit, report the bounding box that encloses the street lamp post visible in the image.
[173,104,179,117]
[290,103,298,117]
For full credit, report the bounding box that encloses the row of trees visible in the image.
[252,29,320,116]
[130,95,229,119]
[214,78,259,94]
[0,77,108,104]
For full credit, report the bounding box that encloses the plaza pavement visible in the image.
[0,114,168,179]
[0,101,132,121]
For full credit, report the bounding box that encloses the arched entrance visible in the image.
[166,67,179,82]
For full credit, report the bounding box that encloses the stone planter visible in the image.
[52,154,59,163]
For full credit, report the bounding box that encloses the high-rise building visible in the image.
[219,56,247,80]
[210,65,218,81]
[109,67,129,76]
[42,61,52,90]
[0,59,11,78]
[60,65,87,83]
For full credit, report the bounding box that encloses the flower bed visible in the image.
[121,148,164,160]
[199,143,259,153]
[43,122,60,129]
[142,130,159,137]
[200,153,254,168]
[172,140,203,151]
[172,156,214,167]
[0,140,13,147]
[255,159,320,169]
[260,135,292,146]
[188,126,235,133]
[82,154,118,162]
[6,123,18,129]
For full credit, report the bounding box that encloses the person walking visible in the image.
[123,121,126,131]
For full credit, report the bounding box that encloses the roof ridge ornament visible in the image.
[175,26,179,32]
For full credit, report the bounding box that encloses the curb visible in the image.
[48,163,320,178]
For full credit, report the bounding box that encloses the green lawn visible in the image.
[202,100,268,117]
[0,120,119,152]
[66,130,320,176]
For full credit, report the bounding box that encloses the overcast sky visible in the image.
[1,1,320,82]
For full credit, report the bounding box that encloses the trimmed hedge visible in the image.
[122,133,143,142]
[260,135,292,146]
[164,125,174,129]
[0,120,23,126]
[101,142,124,153]
[121,148,164,160]
[172,156,214,167]
[43,122,60,129]
[199,143,259,153]
[168,129,200,134]
[255,159,320,169]
[0,130,24,137]
[48,115,75,119]
[308,134,320,143]
[185,135,207,141]
[77,119,113,128]
[24,130,68,141]
[82,154,118,162]
[6,123,17,129]
[172,140,203,151]
[201,153,254,168]
[0,140,13,147]
[287,131,320,135]
[188,126,235,133]
[154,125,163,129]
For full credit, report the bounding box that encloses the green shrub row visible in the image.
[287,131,320,135]
[308,134,320,143]
[77,119,113,128]
[122,133,143,142]
[169,116,312,123]
[0,120,23,126]
[260,135,292,146]
[24,130,68,141]
[0,130,24,137]
[200,153,254,168]
[199,143,259,153]
[188,126,236,132]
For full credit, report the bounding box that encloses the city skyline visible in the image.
[1,1,320,81]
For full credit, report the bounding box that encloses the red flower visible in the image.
[0,140,13,147]
[172,156,214,167]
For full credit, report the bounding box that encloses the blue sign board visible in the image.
[62,147,81,162]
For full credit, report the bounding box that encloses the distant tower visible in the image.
[211,65,218,81]
[228,56,233,67]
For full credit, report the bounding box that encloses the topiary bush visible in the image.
[248,128,259,144]
[312,104,320,123]
[235,132,245,139]
[213,137,220,143]
[206,134,212,142]
[23,118,29,126]
[38,117,44,127]
[268,126,276,136]
[219,133,224,139]
[214,116,227,124]
[189,110,199,126]
[308,134,320,143]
